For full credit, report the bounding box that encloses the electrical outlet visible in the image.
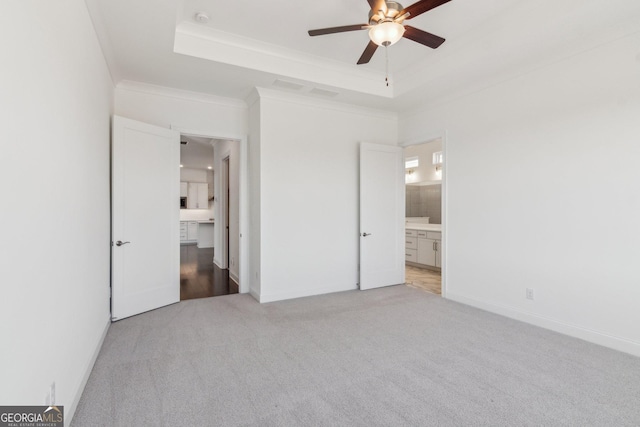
[526,288,534,300]
[50,382,56,405]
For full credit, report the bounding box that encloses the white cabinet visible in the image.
[406,229,441,268]
[187,182,208,209]
[180,222,188,241]
[197,184,208,207]
[187,184,197,209]
[180,221,199,243]
[187,221,198,240]
[417,238,440,267]
[405,233,418,263]
[180,182,188,198]
[197,222,214,248]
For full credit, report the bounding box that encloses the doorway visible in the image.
[178,134,239,300]
[403,137,445,296]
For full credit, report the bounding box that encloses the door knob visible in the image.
[362,232,372,237]
[115,240,130,247]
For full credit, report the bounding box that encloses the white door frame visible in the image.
[400,131,448,298]
[219,155,230,269]
[171,126,249,294]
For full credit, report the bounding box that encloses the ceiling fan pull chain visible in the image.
[385,45,389,87]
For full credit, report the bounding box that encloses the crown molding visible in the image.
[244,88,261,109]
[116,80,247,109]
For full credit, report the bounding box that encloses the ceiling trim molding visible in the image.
[244,88,261,109]
[399,131,448,148]
[174,22,394,99]
[116,80,247,109]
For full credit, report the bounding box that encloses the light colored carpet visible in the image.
[72,285,640,426]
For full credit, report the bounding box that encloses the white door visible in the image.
[112,115,180,320]
[359,142,405,290]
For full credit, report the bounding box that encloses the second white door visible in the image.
[359,142,405,290]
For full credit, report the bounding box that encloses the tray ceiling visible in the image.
[86,0,640,111]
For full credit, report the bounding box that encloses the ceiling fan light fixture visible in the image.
[307,0,450,65]
[369,21,405,47]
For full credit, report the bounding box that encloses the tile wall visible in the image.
[406,184,441,224]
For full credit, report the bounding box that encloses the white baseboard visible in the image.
[259,283,358,304]
[249,287,260,302]
[446,292,640,357]
[66,315,110,427]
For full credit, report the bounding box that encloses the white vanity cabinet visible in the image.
[406,229,441,269]
[405,230,418,263]
[417,231,441,268]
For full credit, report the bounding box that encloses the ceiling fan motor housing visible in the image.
[369,1,404,24]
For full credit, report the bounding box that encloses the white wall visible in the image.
[213,140,240,281]
[254,89,398,302]
[181,168,208,182]
[247,94,262,298]
[114,81,247,136]
[400,32,640,356]
[0,0,113,423]
[180,167,214,221]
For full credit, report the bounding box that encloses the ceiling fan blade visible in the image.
[399,0,451,19]
[357,40,378,64]
[403,25,446,48]
[308,24,367,37]
[367,0,388,14]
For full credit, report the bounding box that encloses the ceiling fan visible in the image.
[308,0,451,65]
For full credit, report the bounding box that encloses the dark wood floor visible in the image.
[180,245,238,301]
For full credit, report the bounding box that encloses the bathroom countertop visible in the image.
[405,223,441,232]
